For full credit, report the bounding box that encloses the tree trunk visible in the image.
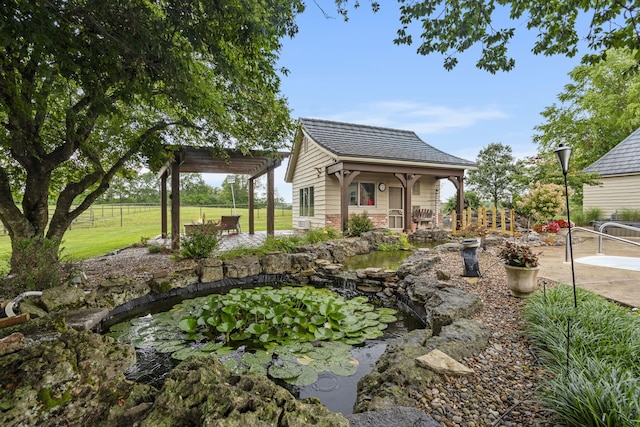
[9,235,63,291]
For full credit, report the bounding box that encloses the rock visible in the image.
[415,349,474,376]
[396,252,440,279]
[223,255,261,278]
[0,333,25,356]
[197,256,224,283]
[65,307,109,331]
[41,285,86,312]
[139,356,349,427]
[347,407,441,427]
[0,329,152,427]
[260,252,293,274]
[403,276,482,334]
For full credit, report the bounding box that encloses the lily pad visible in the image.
[268,360,303,380]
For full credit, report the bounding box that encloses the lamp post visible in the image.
[554,144,577,308]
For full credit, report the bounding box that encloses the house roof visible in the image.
[584,127,640,176]
[298,118,476,168]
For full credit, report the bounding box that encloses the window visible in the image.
[412,180,421,195]
[348,182,376,206]
[299,186,314,217]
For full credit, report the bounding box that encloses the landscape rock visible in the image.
[41,285,86,312]
[396,252,441,279]
[347,406,441,427]
[139,356,349,427]
[198,256,224,283]
[415,349,474,376]
[0,332,25,356]
[223,255,261,278]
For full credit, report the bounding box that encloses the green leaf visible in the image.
[178,317,197,333]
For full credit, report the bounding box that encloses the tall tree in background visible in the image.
[0,0,302,288]
[534,48,640,169]
[336,1,640,72]
[467,143,517,209]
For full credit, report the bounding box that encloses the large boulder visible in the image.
[0,328,155,427]
[402,276,482,334]
[41,285,86,312]
[396,251,440,279]
[139,356,349,427]
[347,406,440,427]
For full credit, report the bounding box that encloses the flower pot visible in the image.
[504,265,540,297]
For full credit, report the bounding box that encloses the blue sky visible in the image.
[207,4,587,202]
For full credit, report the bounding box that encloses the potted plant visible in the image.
[498,241,541,297]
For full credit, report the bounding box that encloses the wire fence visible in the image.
[0,202,292,236]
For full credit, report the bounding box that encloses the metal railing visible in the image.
[564,225,640,262]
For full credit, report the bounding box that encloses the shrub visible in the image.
[304,227,341,243]
[584,207,604,223]
[517,182,566,224]
[345,212,374,237]
[619,208,640,221]
[148,243,164,254]
[179,228,221,259]
[524,286,640,426]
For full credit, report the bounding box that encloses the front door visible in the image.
[388,187,404,229]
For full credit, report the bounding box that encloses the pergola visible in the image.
[158,147,289,250]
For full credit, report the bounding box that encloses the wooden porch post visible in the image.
[394,173,420,233]
[266,167,275,236]
[170,158,181,250]
[448,175,465,229]
[248,178,255,235]
[334,170,360,231]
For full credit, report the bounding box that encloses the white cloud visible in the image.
[325,100,509,135]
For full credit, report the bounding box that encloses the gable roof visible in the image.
[584,127,640,176]
[297,118,476,168]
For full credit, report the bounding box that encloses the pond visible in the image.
[105,282,422,415]
[341,242,440,271]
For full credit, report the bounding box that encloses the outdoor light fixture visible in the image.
[554,144,577,308]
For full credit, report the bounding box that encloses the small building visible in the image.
[285,118,476,232]
[583,127,640,218]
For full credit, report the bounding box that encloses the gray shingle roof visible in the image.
[584,127,640,175]
[299,118,476,168]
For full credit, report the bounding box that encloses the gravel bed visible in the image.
[417,248,563,427]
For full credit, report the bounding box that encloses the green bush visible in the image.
[619,208,640,221]
[584,207,604,223]
[179,229,221,259]
[523,285,640,426]
[345,212,374,237]
[304,227,341,243]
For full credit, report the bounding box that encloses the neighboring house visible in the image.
[285,118,476,232]
[583,127,640,218]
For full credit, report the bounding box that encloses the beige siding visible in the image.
[290,137,334,229]
[583,175,640,218]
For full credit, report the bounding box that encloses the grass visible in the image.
[0,205,292,273]
[523,285,640,426]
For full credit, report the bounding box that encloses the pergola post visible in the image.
[266,167,275,236]
[170,157,181,250]
[248,178,255,235]
[394,173,420,233]
[333,170,360,231]
[161,171,168,239]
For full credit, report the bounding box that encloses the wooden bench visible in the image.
[412,208,433,229]
[219,214,241,234]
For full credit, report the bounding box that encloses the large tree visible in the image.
[0,0,302,288]
[337,1,640,72]
[534,48,640,170]
[467,143,517,209]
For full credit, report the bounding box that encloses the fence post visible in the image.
[510,209,515,235]
[492,207,497,231]
[452,210,458,233]
[501,209,506,233]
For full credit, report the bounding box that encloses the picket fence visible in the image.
[451,207,516,235]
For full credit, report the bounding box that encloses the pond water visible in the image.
[105,282,422,415]
[341,242,440,271]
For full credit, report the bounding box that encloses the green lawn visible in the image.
[0,205,292,272]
